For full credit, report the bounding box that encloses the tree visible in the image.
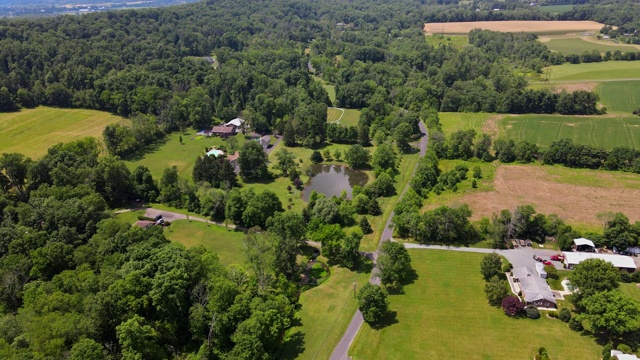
[116,315,165,360]
[570,258,620,301]
[313,197,340,224]
[274,149,297,177]
[377,240,413,288]
[70,338,106,360]
[0,87,18,112]
[333,149,342,161]
[480,252,504,281]
[266,211,307,246]
[578,290,640,339]
[394,123,413,153]
[225,188,247,224]
[0,153,31,201]
[484,276,510,306]
[357,283,389,324]
[310,150,324,164]
[345,145,370,169]
[242,190,283,229]
[501,296,524,316]
[558,308,572,322]
[132,165,159,202]
[243,230,276,291]
[371,143,397,176]
[340,232,362,269]
[239,141,269,182]
[359,216,372,234]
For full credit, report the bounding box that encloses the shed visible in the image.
[535,263,547,279]
[573,238,595,252]
[611,350,640,360]
[563,252,637,271]
[259,135,271,149]
[512,267,557,308]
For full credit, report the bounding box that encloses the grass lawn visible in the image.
[545,38,639,55]
[0,106,124,159]
[498,114,640,149]
[620,282,640,303]
[126,130,242,180]
[349,250,601,360]
[313,75,336,105]
[547,270,573,291]
[282,262,371,360]
[597,81,640,114]
[424,34,468,49]
[545,61,640,81]
[114,210,145,225]
[439,112,495,136]
[163,220,246,266]
[327,108,361,127]
[537,5,574,14]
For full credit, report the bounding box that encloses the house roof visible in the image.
[535,262,546,276]
[512,267,556,305]
[573,238,595,247]
[612,350,640,360]
[225,118,245,127]
[212,125,236,134]
[563,252,637,269]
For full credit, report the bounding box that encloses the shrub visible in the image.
[544,265,558,279]
[568,317,583,332]
[525,305,540,319]
[471,179,477,188]
[602,344,612,360]
[617,344,632,354]
[548,311,558,318]
[558,308,571,323]
[137,215,155,221]
[501,263,511,273]
[501,296,524,316]
[310,151,324,164]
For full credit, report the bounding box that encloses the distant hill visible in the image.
[0,0,199,17]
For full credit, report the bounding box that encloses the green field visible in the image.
[164,220,246,266]
[546,61,640,81]
[620,282,640,303]
[327,108,361,127]
[499,114,640,149]
[126,131,237,180]
[425,34,468,49]
[597,81,640,113]
[282,263,370,360]
[545,38,639,55]
[439,112,494,136]
[537,5,574,14]
[0,106,124,159]
[349,250,601,360]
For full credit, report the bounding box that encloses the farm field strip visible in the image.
[596,81,640,113]
[423,20,604,35]
[545,61,640,81]
[544,37,640,55]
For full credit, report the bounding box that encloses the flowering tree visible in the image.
[502,296,525,316]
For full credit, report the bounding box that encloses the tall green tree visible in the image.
[357,284,389,324]
[239,141,268,182]
[377,240,413,288]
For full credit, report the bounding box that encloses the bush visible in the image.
[544,265,558,279]
[501,296,524,316]
[602,344,612,360]
[620,271,632,283]
[617,344,632,354]
[501,263,511,273]
[137,215,155,221]
[536,347,550,360]
[548,311,558,318]
[525,305,540,319]
[558,308,571,323]
[310,151,324,164]
[568,317,583,332]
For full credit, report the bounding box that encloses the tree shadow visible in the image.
[122,135,170,162]
[280,331,306,360]
[370,310,399,330]
[355,257,373,274]
[401,268,419,287]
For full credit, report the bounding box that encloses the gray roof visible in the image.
[512,267,556,305]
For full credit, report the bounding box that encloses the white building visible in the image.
[562,252,637,271]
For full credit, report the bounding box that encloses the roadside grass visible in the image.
[424,34,468,48]
[545,61,640,81]
[163,219,246,266]
[438,112,494,136]
[596,81,640,113]
[281,261,371,360]
[620,282,640,303]
[545,38,639,55]
[126,130,242,180]
[0,106,124,159]
[349,250,601,360]
[537,4,574,14]
[114,210,145,225]
[498,114,640,149]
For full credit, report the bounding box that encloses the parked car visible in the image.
[542,260,553,266]
[550,254,564,261]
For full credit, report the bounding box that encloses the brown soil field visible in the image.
[437,165,640,225]
[551,82,598,92]
[424,21,605,35]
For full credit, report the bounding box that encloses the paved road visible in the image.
[330,121,428,360]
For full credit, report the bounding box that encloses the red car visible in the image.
[550,254,564,261]
[542,260,553,266]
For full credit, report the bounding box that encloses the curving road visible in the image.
[329,121,428,360]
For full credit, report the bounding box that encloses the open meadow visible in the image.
[424,20,604,35]
[544,37,640,55]
[498,114,640,149]
[349,250,601,360]
[546,61,640,81]
[439,112,498,136]
[424,34,468,49]
[537,5,574,14]
[327,108,361,127]
[0,106,123,159]
[433,164,640,226]
[596,81,640,113]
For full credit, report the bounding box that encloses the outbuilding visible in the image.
[562,252,637,272]
[573,238,595,252]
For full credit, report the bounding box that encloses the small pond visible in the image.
[302,164,368,201]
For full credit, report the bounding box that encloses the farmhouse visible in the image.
[512,267,557,308]
[573,238,595,252]
[259,135,271,149]
[562,252,637,271]
[211,125,236,138]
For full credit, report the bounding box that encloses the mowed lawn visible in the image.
[439,112,495,135]
[498,114,640,149]
[327,108,361,127]
[349,250,601,360]
[597,81,640,113]
[282,264,370,360]
[620,282,640,303]
[0,106,123,159]
[545,38,639,55]
[163,220,246,266]
[546,61,640,81]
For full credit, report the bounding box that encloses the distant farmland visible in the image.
[498,114,640,149]
[546,61,640,81]
[0,107,123,159]
[544,37,640,55]
[597,81,640,113]
[424,20,605,35]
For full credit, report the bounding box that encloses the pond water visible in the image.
[302,164,368,201]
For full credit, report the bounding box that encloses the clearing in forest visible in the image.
[498,114,640,150]
[326,108,361,127]
[423,20,604,35]
[438,165,640,226]
[0,106,124,159]
[164,220,246,266]
[349,250,601,359]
